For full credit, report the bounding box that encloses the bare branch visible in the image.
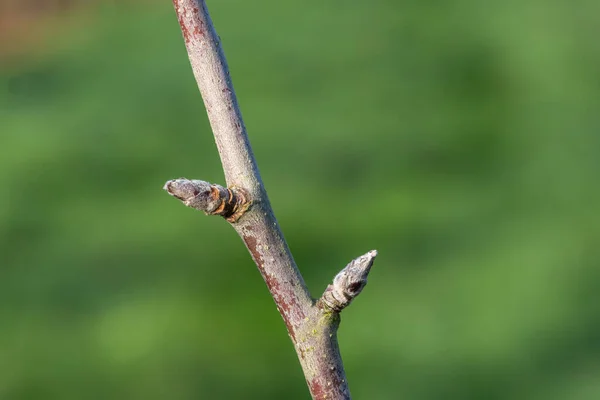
[320,250,378,312]
[166,1,377,399]
[171,0,259,192]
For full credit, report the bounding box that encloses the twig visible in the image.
[319,250,378,313]
[166,2,377,399]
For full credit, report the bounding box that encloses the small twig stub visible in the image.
[320,250,378,312]
[164,178,251,222]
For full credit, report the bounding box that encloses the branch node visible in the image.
[319,250,378,313]
[163,178,251,222]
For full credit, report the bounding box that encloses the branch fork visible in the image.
[165,1,377,398]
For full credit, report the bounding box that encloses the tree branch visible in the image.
[166,1,377,399]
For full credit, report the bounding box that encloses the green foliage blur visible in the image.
[1,1,600,399]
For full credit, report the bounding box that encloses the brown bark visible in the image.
[165,2,377,399]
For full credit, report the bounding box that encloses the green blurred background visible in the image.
[1,1,600,399]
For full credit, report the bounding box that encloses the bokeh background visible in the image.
[1,1,600,399]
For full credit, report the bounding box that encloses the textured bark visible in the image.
[166,2,376,399]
